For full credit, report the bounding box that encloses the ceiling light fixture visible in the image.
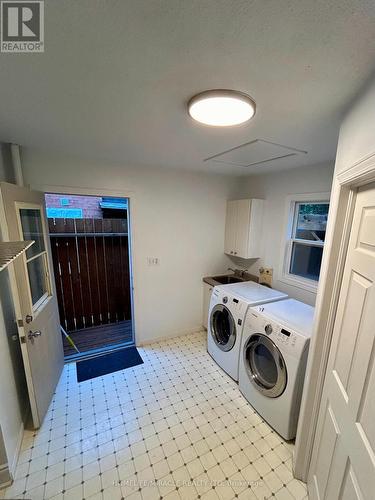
[188,89,256,127]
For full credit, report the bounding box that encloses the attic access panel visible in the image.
[204,139,307,168]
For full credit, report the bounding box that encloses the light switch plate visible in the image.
[147,257,159,266]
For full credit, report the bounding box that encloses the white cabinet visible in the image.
[224,199,263,259]
[224,201,237,256]
[202,282,213,329]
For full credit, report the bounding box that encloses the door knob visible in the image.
[28,330,42,343]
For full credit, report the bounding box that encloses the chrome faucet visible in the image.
[227,267,248,277]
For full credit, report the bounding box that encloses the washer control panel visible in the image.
[213,291,248,317]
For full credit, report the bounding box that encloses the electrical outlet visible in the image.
[259,267,273,287]
[147,257,159,266]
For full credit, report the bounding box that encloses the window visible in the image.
[19,208,50,309]
[281,195,330,291]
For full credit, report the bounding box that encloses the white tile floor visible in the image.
[1,331,307,500]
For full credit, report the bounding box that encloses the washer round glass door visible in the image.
[210,304,236,352]
[244,334,287,398]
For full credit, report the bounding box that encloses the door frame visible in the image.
[294,151,375,481]
[0,183,65,428]
[0,192,38,425]
[30,183,137,348]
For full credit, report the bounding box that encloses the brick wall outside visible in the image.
[45,194,103,218]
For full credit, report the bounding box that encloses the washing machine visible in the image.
[239,298,315,440]
[207,281,288,381]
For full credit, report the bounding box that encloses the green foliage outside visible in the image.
[298,203,329,216]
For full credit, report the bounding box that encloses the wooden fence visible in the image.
[49,218,132,332]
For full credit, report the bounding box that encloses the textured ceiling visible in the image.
[1,0,375,175]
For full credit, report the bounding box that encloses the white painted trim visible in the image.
[0,208,26,482]
[137,327,204,347]
[337,149,375,185]
[278,192,330,294]
[279,239,320,292]
[30,183,134,198]
[293,153,375,482]
[126,198,136,347]
[9,422,24,478]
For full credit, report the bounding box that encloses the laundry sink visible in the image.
[211,275,244,285]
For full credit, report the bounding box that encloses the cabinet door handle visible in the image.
[234,252,237,255]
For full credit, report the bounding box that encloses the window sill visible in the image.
[278,273,319,294]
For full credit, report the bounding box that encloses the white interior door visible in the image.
[0,182,64,429]
[308,182,375,500]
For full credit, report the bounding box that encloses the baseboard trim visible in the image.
[137,327,204,347]
[9,422,24,478]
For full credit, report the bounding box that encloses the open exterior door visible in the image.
[0,182,64,429]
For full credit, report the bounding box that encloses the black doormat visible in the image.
[76,347,143,382]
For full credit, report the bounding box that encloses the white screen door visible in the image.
[308,182,375,499]
[0,182,64,429]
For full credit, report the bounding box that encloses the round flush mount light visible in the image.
[187,89,256,127]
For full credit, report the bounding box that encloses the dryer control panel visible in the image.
[245,309,309,357]
[274,327,298,349]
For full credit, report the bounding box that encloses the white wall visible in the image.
[0,426,11,486]
[22,148,239,344]
[0,143,28,480]
[0,277,26,475]
[235,163,334,305]
[336,76,375,174]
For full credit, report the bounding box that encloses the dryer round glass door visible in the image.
[210,304,236,352]
[244,334,287,398]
